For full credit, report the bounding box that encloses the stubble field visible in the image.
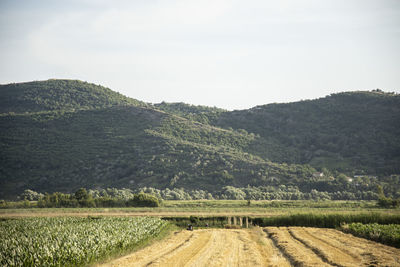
[99,227,400,267]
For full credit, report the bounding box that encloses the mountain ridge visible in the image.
[0,79,146,114]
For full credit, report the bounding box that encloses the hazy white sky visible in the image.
[1,0,399,110]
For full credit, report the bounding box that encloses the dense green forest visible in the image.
[1,80,399,199]
[156,91,400,175]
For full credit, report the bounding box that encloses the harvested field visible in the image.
[100,227,400,267]
[98,228,289,267]
[265,227,400,267]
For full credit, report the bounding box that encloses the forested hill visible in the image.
[1,80,399,199]
[154,102,225,125]
[0,79,317,198]
[154,91,400,175]
[212,91,400,175]
[0,79,145,114]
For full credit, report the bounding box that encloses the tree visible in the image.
[20,189,44,201]
[75,188,89,201]
[376,185,385,198]
[74,188,95,207]
[337,174,348,184]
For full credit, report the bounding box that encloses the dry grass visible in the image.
[98,227,400,267]
[265,227,400,267]
[98,228,289,267]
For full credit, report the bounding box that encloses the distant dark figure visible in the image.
[187,224,193,231]
[205,223,209,227]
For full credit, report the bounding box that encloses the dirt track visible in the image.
[99,227,400,267]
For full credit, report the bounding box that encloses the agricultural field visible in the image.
[0,217,168,266]
[2,200,400,218]
[2,201,400,266]
[344,223,400,247]
[100,227,400,267]
[266,227,400,266]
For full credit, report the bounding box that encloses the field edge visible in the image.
[90,222,178,267]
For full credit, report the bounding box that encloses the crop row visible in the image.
[344,222,400,247]
[0,216,167,266]
[252,213,400,228]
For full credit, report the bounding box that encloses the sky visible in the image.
[0,0,399,110]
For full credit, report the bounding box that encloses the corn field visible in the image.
[0,217,167,266]
[346,223,400,247]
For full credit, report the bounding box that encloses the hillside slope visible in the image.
[1,80,399,199]
[0,79,145,113]
[154,102,225,124]
[211,91,400,175]
[0,80,316,198]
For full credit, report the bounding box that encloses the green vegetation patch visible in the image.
[0,217,168,266]
[252,213,400,228]
[162,216,228,228]
[343,223,400,248]
[161,213,400,232]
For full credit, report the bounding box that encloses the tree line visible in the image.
[2,185,399,209]
[1,188,159,208]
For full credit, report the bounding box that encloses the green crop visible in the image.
[346,223,400,248]
[0,217,167,266]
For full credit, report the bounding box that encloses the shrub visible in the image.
[127,193,160,207]
[378,197,400,208]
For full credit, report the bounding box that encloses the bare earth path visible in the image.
[99,227,400,267]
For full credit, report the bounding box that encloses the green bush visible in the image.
[127,193,160,207]
[162,216,227,228]
[378,197,400,208]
